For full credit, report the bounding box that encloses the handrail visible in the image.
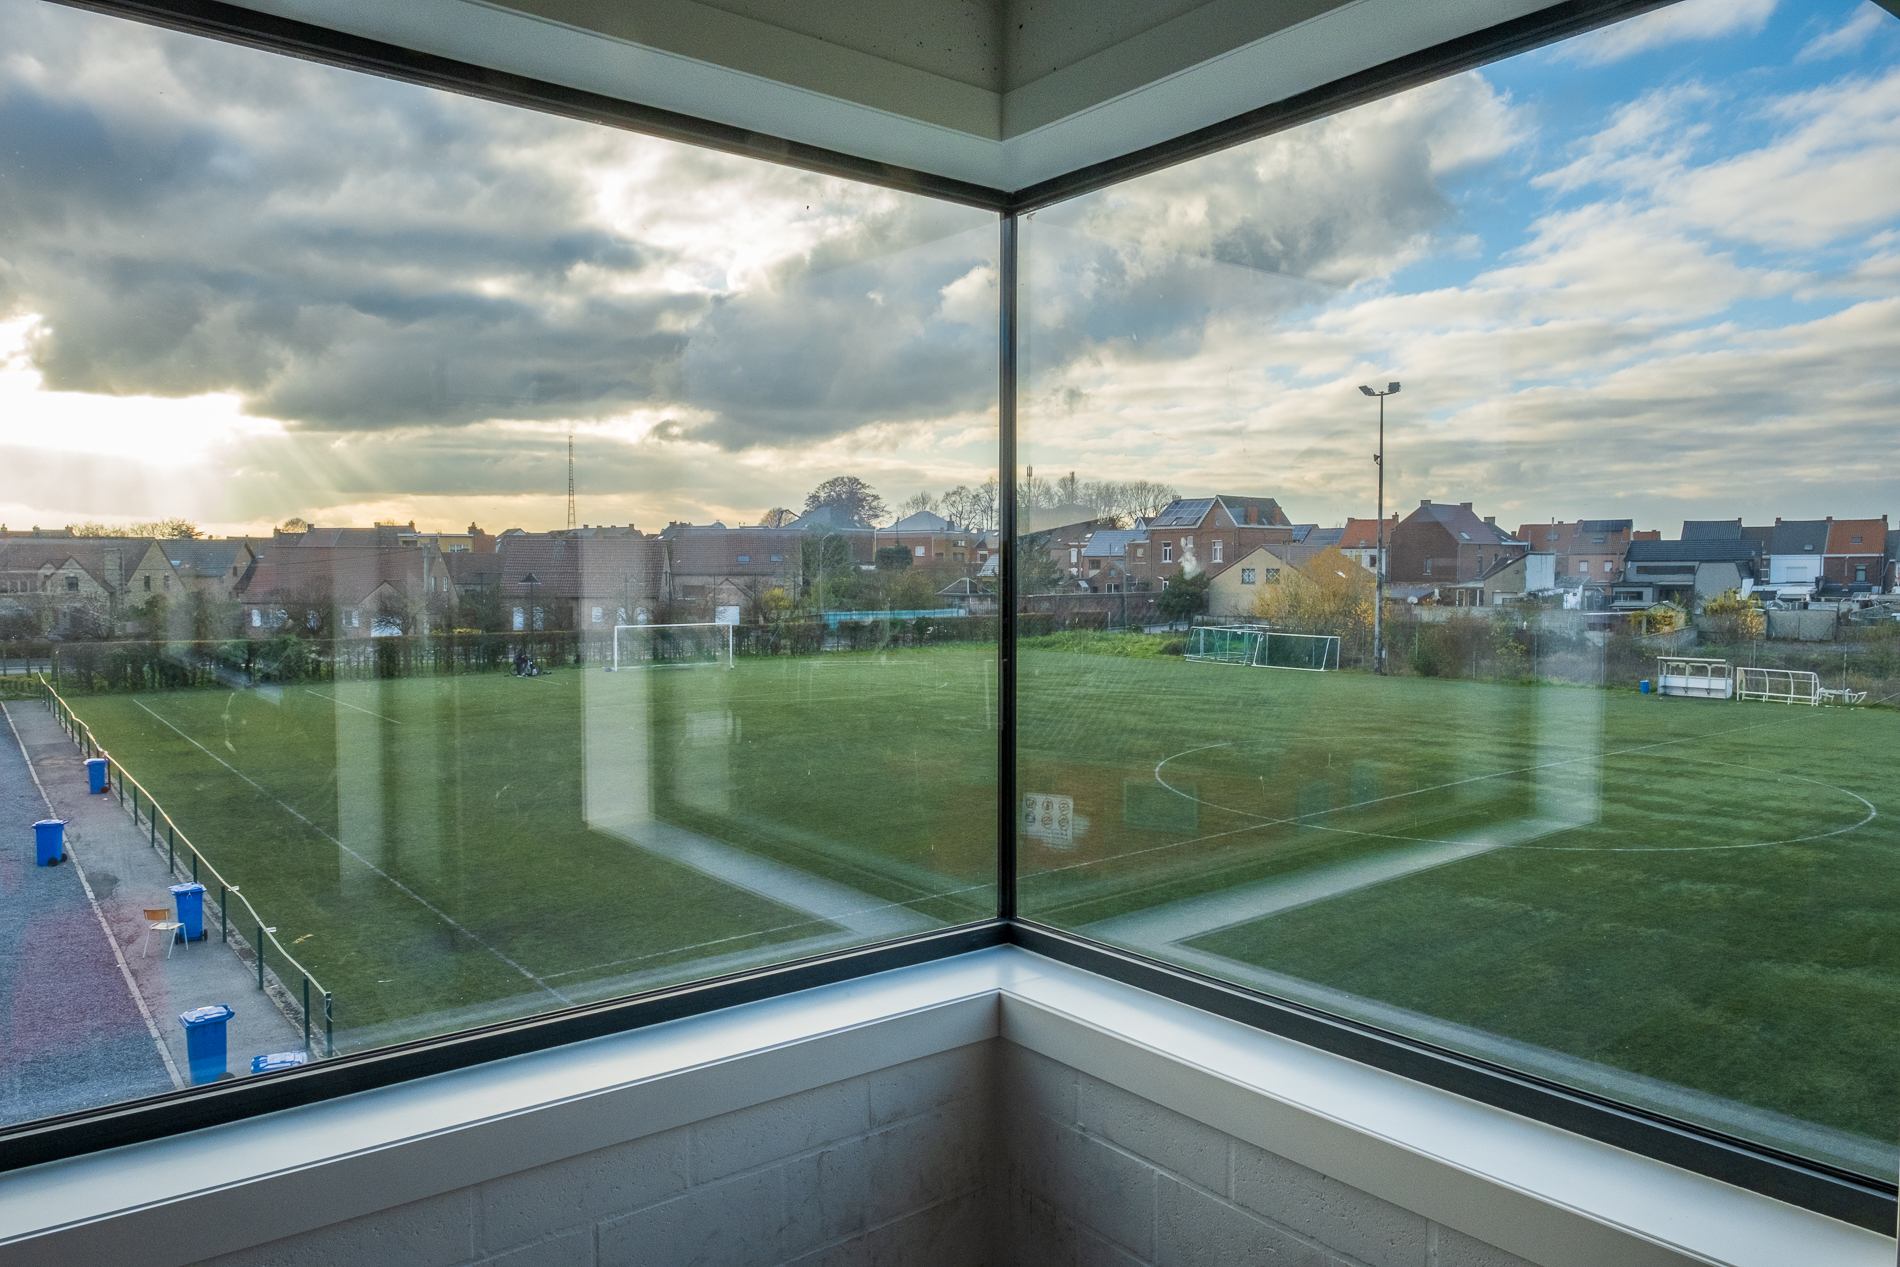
[36,677,334,1058]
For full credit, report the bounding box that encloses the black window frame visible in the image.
[13,0,1896,1236]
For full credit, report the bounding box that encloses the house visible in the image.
[1436,552,1557,608]
[1764,519,1832,587]
[1613,538,1762,609]
[161,538,259,600]
[0,538,186,636]
[238,542,439,637]
[1074,527,1149,592]
[1512,519,1657,586]
[1822,516,1887,589]
[659,523,802,615]
[1336,516,1398,574]
[881,511,982,570]
[1205,545,1293,617]
[399,521,498,554]
[1387,500,1526,588]
[1141,495,1298,584]
[1031,518,1119,589]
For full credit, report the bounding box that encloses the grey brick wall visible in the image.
[197,1042,1001,1267]
[998,1045,1543,1267]
[190,1040,1547,1267]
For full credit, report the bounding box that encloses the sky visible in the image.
[1,0,1896,537]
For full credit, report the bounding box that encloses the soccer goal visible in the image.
[1252,630,1341,672]
[611,623,735,670]
[1185,625,1264,665]
[1737,666,1820,705]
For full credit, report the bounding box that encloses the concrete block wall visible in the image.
[198,1043,1000,1267]
[998,1045,1542,1267]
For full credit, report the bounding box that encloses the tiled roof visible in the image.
[1077,528,1147,559]
[1824,517,1886,554]
[890,511,952,532]
[1682,519,1744,540]
[1404,501,1518,543]
[1768,520,1830,555]
[1148,498,1214,528]
[1625,539,1761,564]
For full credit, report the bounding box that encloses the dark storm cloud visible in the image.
[0,0,993,446]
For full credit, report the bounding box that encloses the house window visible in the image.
[1241,567,1256,584]
[1070,548,1078,563]
[1423,559,1432,575]
[592,606,604,623]
[65,574,78,591]
[251,608,261,627]
[143,575,151,591]
[512,607,525,631]
[163,574,171,589]
[1135,546,1145,559]
[1161,543,1173,563]
[915,545,926,557]
[1856,566,1867,582]
[1212,540,1223,563]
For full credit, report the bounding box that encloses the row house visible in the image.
[1141,496,1296,584]
[1387,501,1526,586]
[239,543,440,637]
[1336,516,1399,575]
[159,538,259,600]
[0,538,187,636]
[879,511,983,568]
[1824,516,1888,588]
[1611,538,1762,610]
[1513,519,1659,587]
[660,523,802,616]
[445,528,670,632]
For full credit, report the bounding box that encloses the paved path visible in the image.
[1,699,300,1126]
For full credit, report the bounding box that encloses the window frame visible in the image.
[10,0,1892,1235]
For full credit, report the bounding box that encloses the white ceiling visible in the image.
[233,0,1572,191]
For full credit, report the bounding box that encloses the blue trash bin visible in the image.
[251,1051,310,1075]
[170,882,207,942]
[1640,679,1651,694]
[33,819,66,866]
[86,757,108,794]
[179,1005,234,1085]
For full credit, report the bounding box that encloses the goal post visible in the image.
[611,623,735,670]
[1253,630,1341,671]
[1736,666,1820,705]
[1184,625,1263,665]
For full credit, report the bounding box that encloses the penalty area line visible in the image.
[130,697,566,1002]
[305,688,402,724]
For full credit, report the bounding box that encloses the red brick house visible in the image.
[1389,501,1526,587]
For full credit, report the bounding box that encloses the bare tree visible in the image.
[1121,480,1180,521]
[893,491,938,522]
[804,476,887,525]
[758,507,797,527]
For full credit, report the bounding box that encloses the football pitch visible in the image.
[65,645,1900,1170]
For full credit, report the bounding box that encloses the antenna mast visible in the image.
[566,432,577,531]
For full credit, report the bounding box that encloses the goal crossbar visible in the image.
[611,622,735,670]
[1185,625,1340,671]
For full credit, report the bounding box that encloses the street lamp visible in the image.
[1358,381,1400,674]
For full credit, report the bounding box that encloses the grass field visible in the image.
[67,643,1900,1174]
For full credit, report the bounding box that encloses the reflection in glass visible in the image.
[0,0,996,1121]
[1016,0,1900,1178]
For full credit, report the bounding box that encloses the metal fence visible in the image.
[36,677,334,1058]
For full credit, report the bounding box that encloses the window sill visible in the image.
[0,947,1885,1267]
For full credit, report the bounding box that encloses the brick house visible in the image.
[1822,516,1887,589]
[1512,519,1659,587]
[660,523,803,615]
[881,511,982,571]
[1141,496,1297,585]
[1388,501,1526,587]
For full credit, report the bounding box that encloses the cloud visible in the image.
[1798,3,1894,61]
[0,0,995,454]
[1558,0,1777,66]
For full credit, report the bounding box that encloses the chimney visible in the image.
[1246,506,1258,525]
[1460,502,1473,511]
[1483,516,1495,525]
[1420,499,1431,507]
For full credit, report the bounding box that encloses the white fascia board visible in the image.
[225,0,1559,193]
[0,948,1884,1267]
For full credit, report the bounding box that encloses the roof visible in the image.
[1077,528,1147,559]
[1682,519,1743,540]
[663,527,800,579]
[1148,498,1215,529]
[1825,517,1886,554]
[890,511,952,532]
[242,544,426,605]
[1399,500,1520,544]
[1303,527,1343,548]
[275,525,409,548]
[1768,519,1830,556]
[1577,519,1632,534]
[1624,539,1761,564]
[1213,496,1291,527]
[1338,517,1395,550]
[788,505,874,532]
[162,538,255,579]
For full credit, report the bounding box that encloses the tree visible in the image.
[280,517,310,533]
[757,507,797,527]
[875,546,913,571]
[804,476,886,525]
[1157,569,1210,621]
[1120,480,1179,522]
[1251,547,1374,656]
[65,517,201,539]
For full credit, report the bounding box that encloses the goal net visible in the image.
[1184,626,1341,671]
[1737,666,1819,705]
[1185,625,1263,665]
[611,623,735,670]
[1253,630,1341,671]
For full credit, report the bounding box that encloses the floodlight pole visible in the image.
[1359,382,1400,674]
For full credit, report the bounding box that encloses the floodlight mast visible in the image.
[1359,382,1400,674]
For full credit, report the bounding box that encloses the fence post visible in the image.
[303,977,311,1055]
[324,993,334,1058]
[167,824,175,875]
[131,785,139,828]
[191,849,199,883]
[149,812,156,851]
[219,885,228,942]
[257,925,265,991]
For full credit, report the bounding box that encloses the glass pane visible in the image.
[1017,0,1900,1178]
[0,0,997,1123]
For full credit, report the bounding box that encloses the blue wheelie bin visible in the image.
[179,1005,235,1085]
[86,757,108,794]
[170,882,207,942]
[33,819,66,866]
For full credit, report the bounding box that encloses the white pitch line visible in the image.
[131,697,564,1002]
[3,702,185,1091]
[305,688,402,724]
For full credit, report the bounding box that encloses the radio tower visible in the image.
[566,432,577,531]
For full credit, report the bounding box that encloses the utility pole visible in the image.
[566,433,577,531]
[1359,382,1400,674]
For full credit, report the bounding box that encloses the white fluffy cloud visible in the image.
[1560,0,1779,66]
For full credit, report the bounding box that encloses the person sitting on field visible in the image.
[513,648,528,676]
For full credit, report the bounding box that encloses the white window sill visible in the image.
[0,946,1885,1267]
